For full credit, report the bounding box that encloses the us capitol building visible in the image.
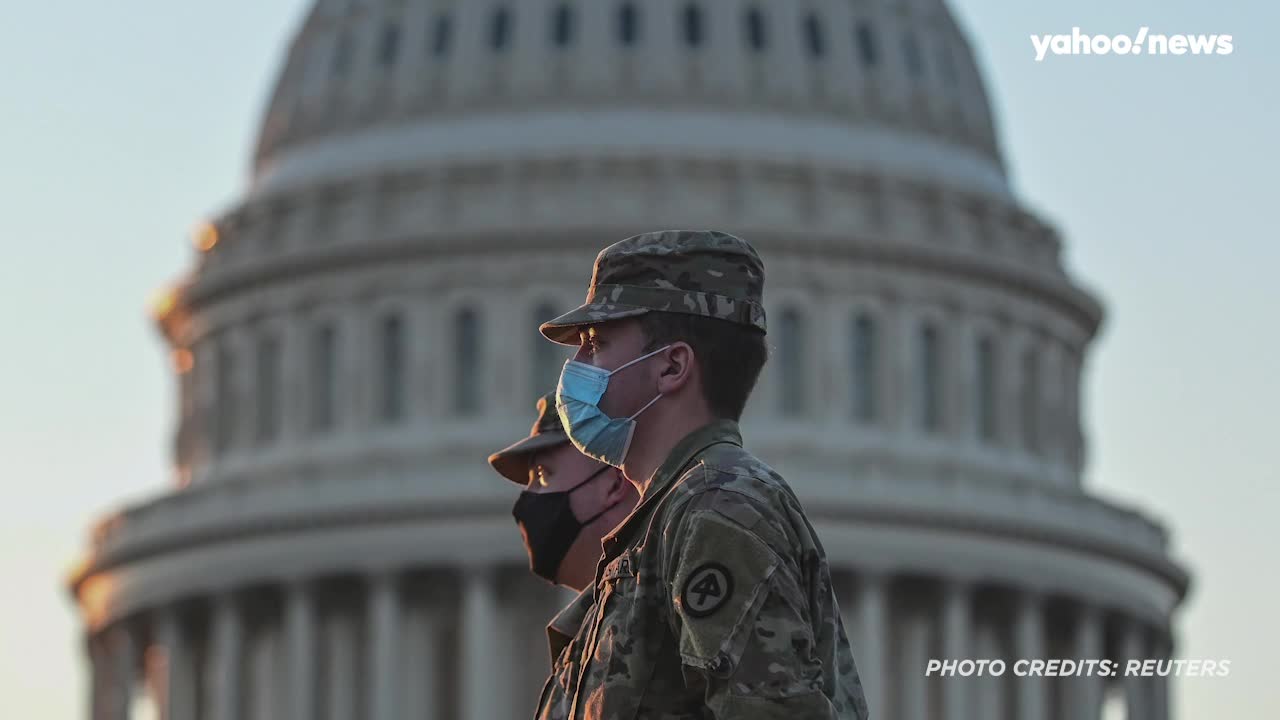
[68,1,1189,718]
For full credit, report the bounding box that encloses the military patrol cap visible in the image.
[539,229,767,345]
[487,392,569,485]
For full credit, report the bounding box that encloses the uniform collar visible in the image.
[546,587,593,662]
[599,418,743,559]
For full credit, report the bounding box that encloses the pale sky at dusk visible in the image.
[2,1,1276,717]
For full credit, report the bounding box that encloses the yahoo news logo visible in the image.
[1031,27,1234,61]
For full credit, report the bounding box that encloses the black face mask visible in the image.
[512,465,614,584]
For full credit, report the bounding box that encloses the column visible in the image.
[401,606,441,720]
[107,625,138,720]
[941,580,972,720]
[1070,604,1105,720]
[973,621,1003,720]
[155,608,193,720]
[1122,619,1150,720]
[368,572,403,720]
[900,612,930,720]
[206,595,243,720]
[854,571,887,716]
[1152,630,1172,720]
[249,623,280,720]
[326,609,358,720]
[89,636,109,720]
[285,582,317,720]
[1014,592,1047,720]
[461,566,502,720]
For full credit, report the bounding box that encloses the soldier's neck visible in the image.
[622,404,713,498]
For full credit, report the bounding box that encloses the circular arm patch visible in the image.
[681,562,734,618]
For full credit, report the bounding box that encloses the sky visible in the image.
[1,1,1276,717]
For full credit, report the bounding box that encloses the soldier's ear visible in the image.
[657,341,695,391]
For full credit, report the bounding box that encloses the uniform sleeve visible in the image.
[664,492,843,719]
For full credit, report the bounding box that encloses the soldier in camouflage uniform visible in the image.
[488,392,639,719]
[534,229,870,719]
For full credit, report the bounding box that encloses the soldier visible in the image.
[488,391,640,719]
[535,229,870,719]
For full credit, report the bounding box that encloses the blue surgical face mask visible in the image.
[555,344,672,467]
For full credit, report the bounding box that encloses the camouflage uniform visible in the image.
[488,394,602,720]
[534,587,595,720]
[533,230,869,720]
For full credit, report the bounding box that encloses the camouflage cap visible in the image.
[539,229,767,345]
[487,392,569,485]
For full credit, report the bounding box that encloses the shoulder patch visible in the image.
[681,562,734,618]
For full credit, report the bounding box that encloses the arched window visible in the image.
[378,22,401,67]
[332,31,353,76]
[532,302,566,402]
[851,314,877,423]
[431,13,452,57]
[490,7,511,52]
[918,324,942,432]
[552,4,574,48]
[683,3,704,48]
[309,323,337,432]
[975,335,997,443]
[745,6,767,52]
[379,313,405,423]
[1021,348,1040,453]
[804,13,825,59]
[778,307,806,417]
[454,307,482,415]
[254,333,282,444]
[618,2,639,46]
[855,21,877,68]
[903,31,923,77]
[215,341,236,454]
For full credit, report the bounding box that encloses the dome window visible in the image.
[552,4,574,48]
[454,307,482,416]
[379,313,406,424]
[683,3,705,49]
[431,14,452,58]
[490,7,511,53]
[778,307,807,417]
[618,2,639,47]
[254,333,282,445]
[745,7,767,52]
[918,323,942,433]
[378,22,401,68]
[852,314,877,423]
[804,13,825,59]
[975,335,998,443]
[1021,348,1041,454]
[855,21,878,68]
[215,341,237,453]
[309,323,338,432]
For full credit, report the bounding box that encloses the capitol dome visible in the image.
[70,1,1188,719]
